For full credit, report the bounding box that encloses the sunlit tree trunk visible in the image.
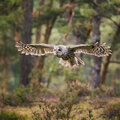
[20,0,33,86]
[100,23,120,85]
[37,17,57,83]
[34,0,57,83]
[32,0,45,83]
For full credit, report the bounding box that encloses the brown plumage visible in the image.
[16,41,112,67]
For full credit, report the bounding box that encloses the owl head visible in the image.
[53,45,68,57]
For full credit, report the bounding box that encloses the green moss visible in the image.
[0,111,27,120]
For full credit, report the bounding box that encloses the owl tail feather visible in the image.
[75,55,85,65]
[59,57,84,68]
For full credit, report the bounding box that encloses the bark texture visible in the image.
[37,17,57,83]
[100,23,120,85]
[92,15,102,88]
[33,0,45,83]
[20,0,33,85]
[33,0,57,83]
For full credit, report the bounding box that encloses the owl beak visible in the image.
[53,50,58,56]
[56,52,58,56]
[55,51,59,57]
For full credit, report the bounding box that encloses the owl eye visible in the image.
[58,48,61,51]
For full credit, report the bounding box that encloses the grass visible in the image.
[0,82,120,119]
[0,111,28,120]
[0,97,120,120]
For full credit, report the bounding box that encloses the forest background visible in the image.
[0,0,120,119]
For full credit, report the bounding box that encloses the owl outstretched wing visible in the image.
[69,42,112,57]
[15,41,54,56]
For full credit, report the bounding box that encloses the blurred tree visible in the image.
[100,22,120,85]
[91,1,102,88]
[0,0,120,91]
[0,0,22,90]
[99,0,120,86]
[33,0,45,83]
[20,0,33,85]
[31,0,64,83]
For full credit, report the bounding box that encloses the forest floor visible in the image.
[0,96,120,120]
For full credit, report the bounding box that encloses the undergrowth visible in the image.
[32,80,93,120]
[0,111,27,120]
[0,83,49,106]
[104,102,120,120]
[0,81,120,120]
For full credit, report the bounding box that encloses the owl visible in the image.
[16,41,112,67]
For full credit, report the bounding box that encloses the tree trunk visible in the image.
[92,15,102,88]
[38,17,57,83]
[32,0,58,84]
[100,55,111,85]
[20,0,33,86]
[34,17,57,83]
[31,0,45,83]
[100,23,120,85]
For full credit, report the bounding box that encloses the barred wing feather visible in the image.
[15,42,54,56]
[69,42,112,57]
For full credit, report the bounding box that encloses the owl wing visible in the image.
[69,42,112,57]
[15,41,54,56]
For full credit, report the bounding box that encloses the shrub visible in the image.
[0,86,35,106]
[32,80,91,120]
[67,80,91,97]
[91,86,120,97]
[104,102,120,119]
[0,111,27,120]
[32,92,76,120]
[0,83,53,106]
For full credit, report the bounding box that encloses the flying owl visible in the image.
[16,41,112,67]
